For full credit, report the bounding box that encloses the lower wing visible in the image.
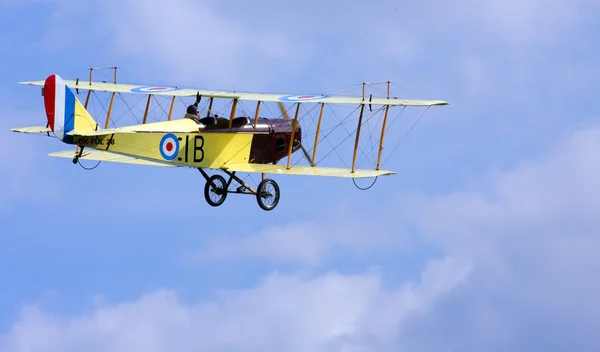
[49,149,178,167]
[48,150,394,177]
[12,126,53,136]
[221,163,395,178]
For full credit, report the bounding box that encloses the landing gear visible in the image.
[204,174,227,207]
[257,178,280,211]
[198,168,281,211]
[72,146,85,164]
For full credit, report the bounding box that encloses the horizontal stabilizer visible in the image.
[221,163,396,178]
[49,149,177,167]
[66,128,135,137]
[67,119,200,136]
[11,126,53,135]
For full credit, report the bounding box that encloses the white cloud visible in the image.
[3,124,600,350]
[3,1,600,350]
[92,0,317,88]
[182,125,600,349]
[403,127,600,249]
[190,201,409,266]
[385,127,600,349]
[10,0,596,105]
[191,127,600,268]
[0,257,469,352]
[4,121,600,349]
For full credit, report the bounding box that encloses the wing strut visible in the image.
[376,81,391,170]
[311,103,325,166]
[105,92,116,128]
[287,102,301,169]
[351,103,366,173]
[80,67,119,128]
[206,97,214,118]
[142,94,151,124]
[167,96,176,120]
[228,98,238,129]
[253,101,261,129]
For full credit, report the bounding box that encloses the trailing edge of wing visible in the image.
[49,150,177,167]
[221,163,396,178]
[20,79,449,107]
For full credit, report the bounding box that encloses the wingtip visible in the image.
[377,170,397,176]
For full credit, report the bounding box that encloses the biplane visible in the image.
[12,68,448,211]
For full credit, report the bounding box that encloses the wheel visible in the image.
[204,174,228,207]
[256,178,280,211]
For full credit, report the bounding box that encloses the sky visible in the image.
[1,0,600,350]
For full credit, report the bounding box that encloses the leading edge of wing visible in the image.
[19,79,449,107]
[221,163,396,178]
[49,149,178,167]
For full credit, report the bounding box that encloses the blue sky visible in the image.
[1,0,600,350]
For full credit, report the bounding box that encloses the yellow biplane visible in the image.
[12,68,448,211]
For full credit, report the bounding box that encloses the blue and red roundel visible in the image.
[131,86,181,93]
[278,94,329,102]
[159,133,179,160]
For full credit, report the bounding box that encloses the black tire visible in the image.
[256,178,280,211]
[204,174,227,207]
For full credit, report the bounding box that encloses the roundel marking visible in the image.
[159,133,179,160]
[278,94,329,102]
[131,86,182,93]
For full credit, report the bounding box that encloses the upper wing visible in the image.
[20,79,449,107]
[49,149,178,167]
[221,163,395,178]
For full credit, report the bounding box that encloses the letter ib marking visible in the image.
[194,135,204,162]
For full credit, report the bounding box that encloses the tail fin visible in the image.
[44,74,98,144]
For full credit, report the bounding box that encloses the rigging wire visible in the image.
[381,106,430,167]
[64,73,434,193]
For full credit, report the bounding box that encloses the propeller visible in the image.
[277,102,314,166]
[278,101,290,120]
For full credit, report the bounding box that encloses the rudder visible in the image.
[44,74,98,144]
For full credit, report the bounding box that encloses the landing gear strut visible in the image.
[198,168,281,211]
[72,146,85,164]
